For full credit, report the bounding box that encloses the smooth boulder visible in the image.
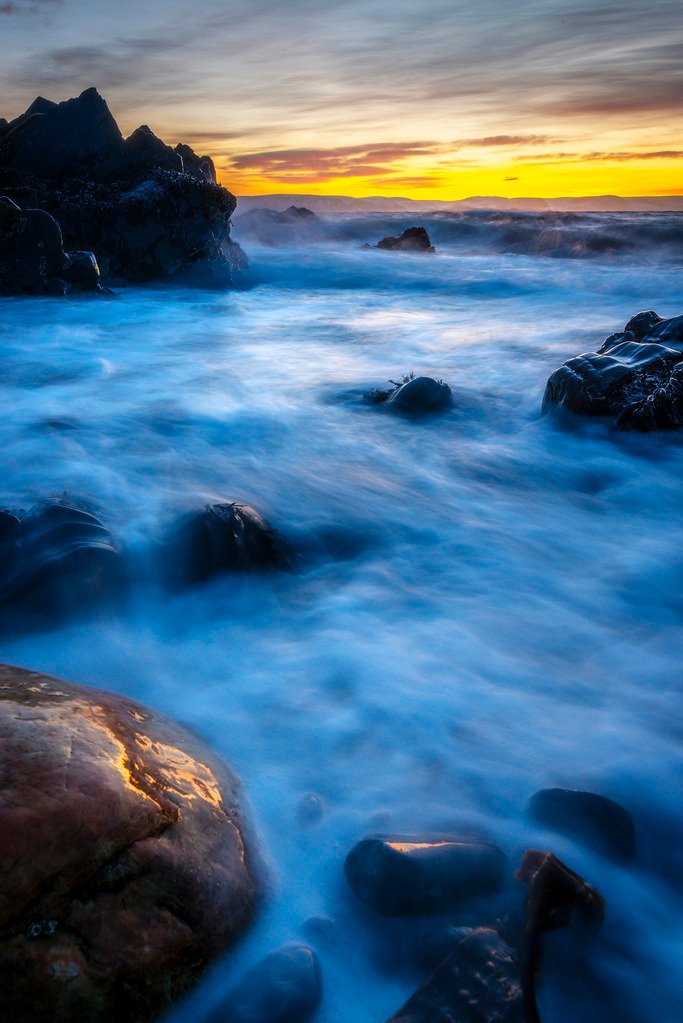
[543,310,683,430]
[386,375,453,414]
[386,927,522,1023]
[0,664,259,1023]
[344,834,506,916]
[529,788,636,862]
[206,944,321,1023]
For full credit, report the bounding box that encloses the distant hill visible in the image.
[235,193,683,214]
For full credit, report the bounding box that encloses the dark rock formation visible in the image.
[0,88,245,287]
[164,501,291,588]
[543,311,683,430]
[344,835,506,916]
[0,664,259,1023]
[516,850,605,1023]
[0,500,124,626]
[0,196,103,295]
[206,944,321,1023]
[386,927,523,1023]
[529,788,636,862]
[367,374,453,415]
[375,226,435,252]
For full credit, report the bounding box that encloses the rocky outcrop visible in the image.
[0,88,245,288]
[543,311,683,430]
[0,664,259,1023]
[375,226,435,252]
[344,834,506,916]
[233,205,340,247]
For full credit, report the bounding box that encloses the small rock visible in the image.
[164,501,290,588]
[207,944,321,1023]
[297,793,324,825]
[375,226,435,253]
[344,835,506,916]
[386,927,522,1022]
[529,788,636,862]
[386,375,453,415]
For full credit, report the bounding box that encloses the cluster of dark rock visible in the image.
[0,497,292,631]
[0,89,245,293]
[543,310,683,430]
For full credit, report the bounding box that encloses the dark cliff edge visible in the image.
[0,87,247,294]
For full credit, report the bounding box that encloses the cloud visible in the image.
[229,141,445,182]
[461,135,554,147]
[0,0,60,14]
[504,176,520,181]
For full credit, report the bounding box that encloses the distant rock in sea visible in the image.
[374,226,435,252]
[233,204,341,246]
[0,88,245,290]
[366,373,453,415]
[543,310,683,430]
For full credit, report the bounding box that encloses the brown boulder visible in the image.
[0,664,259,1023]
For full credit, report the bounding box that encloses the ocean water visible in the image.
[1,220,682,1022]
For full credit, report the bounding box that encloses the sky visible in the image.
[0,0,681,198]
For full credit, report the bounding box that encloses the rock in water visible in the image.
[386,927,522,1022]
[0,500,124,626]
[542,310,683,429]
[165,501,290,587]
[386,375,453,414]
[375,226,435,252]
[206,944,322,1023]
[344,835,506,916]
[0,664,259,1023]
[529,788,636,862]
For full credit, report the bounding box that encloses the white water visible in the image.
[1,229,682,1021]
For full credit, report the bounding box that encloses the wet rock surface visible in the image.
[206,944,321,1023]
[0,664,259,1023]
[543,310,683,429]
[529,788,636,862]
[0,88,245,287]
[367,374,453,415]
[164,501,291,587]
[344,835,506,916]
[0,500,124,626]
[375,226,435,252]
[386,927,522,1023]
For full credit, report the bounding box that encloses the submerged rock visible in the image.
[0,88,245,287]
[344,835,506,916]
[542,310,683,429]
[386,927,522,1023]
[206,944,321,1023]
[375,226,435,252]
[234,205,338,246]
[0,664,259,1023]
[367,374,453,415]
[529,788,636,862]
[0,500,124,626]
[164,501,291,587]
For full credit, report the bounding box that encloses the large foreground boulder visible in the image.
[543,311,683,430]
[0,664,259,1023]
[0,88,244,287]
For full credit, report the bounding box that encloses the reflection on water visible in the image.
[1,234,682,1022]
